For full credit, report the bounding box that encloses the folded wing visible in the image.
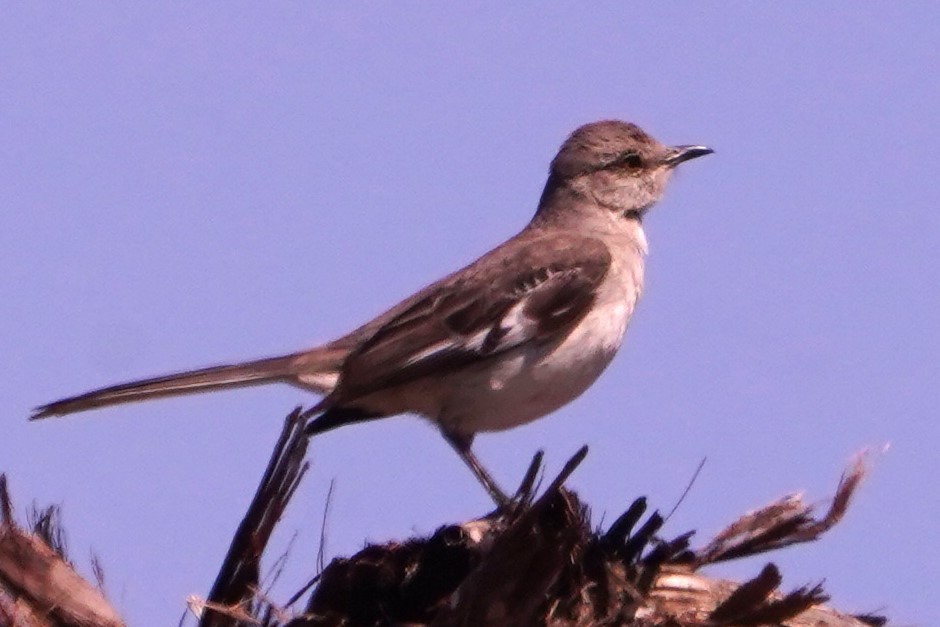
[332,233,612,400]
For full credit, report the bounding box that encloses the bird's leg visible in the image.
[442,431,511,509]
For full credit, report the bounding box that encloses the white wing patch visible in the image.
[511,265,570,296]
[401,341,454,367]
[484,300,538,353]
[385,263,597,375]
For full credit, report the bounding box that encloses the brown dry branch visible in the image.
[3,408,886,627]
[195,408,310,627]
[188,410,884,627]
[276,467,879,627]
[0,475,124,627]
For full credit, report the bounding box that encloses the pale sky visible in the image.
[2,4,937,625]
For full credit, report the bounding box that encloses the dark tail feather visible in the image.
[31,354,300,420]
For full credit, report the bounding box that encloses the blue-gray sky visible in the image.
[3,4,937,625]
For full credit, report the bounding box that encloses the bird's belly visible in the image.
[438,301,633,435]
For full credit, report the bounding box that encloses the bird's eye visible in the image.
[621,152,643,168]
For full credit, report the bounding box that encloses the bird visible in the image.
[32,120,712,506]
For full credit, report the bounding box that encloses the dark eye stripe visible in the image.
[623,152,643,168]
[600,151,643,170]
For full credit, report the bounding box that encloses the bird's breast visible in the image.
[438,245,645,435]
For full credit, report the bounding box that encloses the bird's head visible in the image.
[540,120,712,220]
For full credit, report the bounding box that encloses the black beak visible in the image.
[663,145,714,167]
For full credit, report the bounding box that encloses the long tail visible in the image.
[31,353,310,420]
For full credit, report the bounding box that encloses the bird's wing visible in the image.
[333,232,612,400]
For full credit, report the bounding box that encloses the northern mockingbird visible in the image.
[33,120,711,505]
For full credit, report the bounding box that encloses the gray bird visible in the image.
[33,120,712,505]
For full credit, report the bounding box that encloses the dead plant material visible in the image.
[3,406,883,627]
[254,449,879,627]
[197,408,310,627]
[0,474,124,627]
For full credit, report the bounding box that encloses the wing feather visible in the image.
[333,232,612,400]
